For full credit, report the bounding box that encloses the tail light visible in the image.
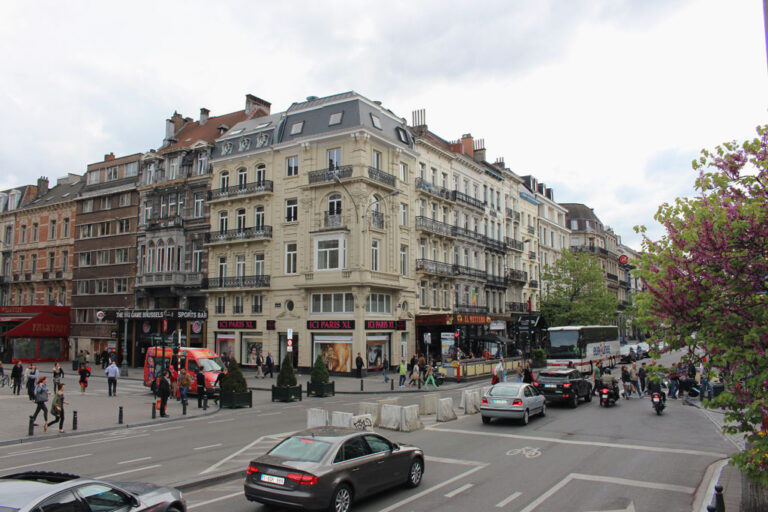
[512,398,523,406]
[287,473,318,485]
[563,383,571,388]
[602,388,609,393]
[246,464,259,475]
[652,393,660,398]
[481,397,488,404]
[533,381,540,386]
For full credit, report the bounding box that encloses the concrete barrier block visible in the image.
[351,414,374,431]
[376,398,399,426]
[481,385,492,397]
[472,389,482,410]
[357,402,377,419]
[330,411,353,428]
[419,393,440,415]
[307,408,328,428]
[437,397,457,422]
[378,404,402,430]
[463,390,479,414]
[400,404,423,432]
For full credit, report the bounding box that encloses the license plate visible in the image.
[555,390,562,394]
[492,399,507,404]
[261,474,285,485]
[601,394,608,398]
[652,397,660,403]
[544,384,555,388]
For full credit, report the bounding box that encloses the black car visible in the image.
[0,471,186,512]
[533,368,592,407]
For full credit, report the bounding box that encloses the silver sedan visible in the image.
[481,382,546,425]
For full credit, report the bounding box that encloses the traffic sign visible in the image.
[287,328,293,340]
[96,310,105,321]
[287,339,293,347]
[619,254,629,265]
[287,346,293,352]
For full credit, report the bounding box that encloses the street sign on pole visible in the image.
[287,346,293,352]
[287,339,293,347]
[287,328,293,340]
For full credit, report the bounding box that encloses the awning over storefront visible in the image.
[3,312,70,338]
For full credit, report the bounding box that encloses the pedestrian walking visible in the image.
[78,363,91,393]
[170,366,179,400]
[52,363,64,393]
[668,362,680,398]
[620,365,632,399]
[515,364,524,383]
[629,362,641,397]
[355,352,364,378]
[101,349,109,369]
[522,360,533,384]
[265,352,274,378]
[256,352,264,379]
[638,362,648,396]
[398,359,407,387]
[31,376,50,431]
[592,361,603,396]
[77,350,86,368]
[11,361,23,395]
[179,369,192,405]
[46,383,69,433]
[157,371,171,418]
[424,364,439,390]
[408,365,420,387]
[699,359,714,399]
[25,363,39,401]
[104,360,120,396]
[417,354,426,382]
[382,355,390,383]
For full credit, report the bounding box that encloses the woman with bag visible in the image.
[46,383,69,433]
[30,376,50,432]
[25,363,39,401]
[52,363,64,393]
[78,364,91,393]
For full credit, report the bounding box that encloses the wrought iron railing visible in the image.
[370,211,384,229]
[452,264,487,280]
[324,212,342,228]
[505,237,525,252]
[308,165,353,184]
[505,208,521,221]
[415,216,455,237]
[416,259,455,276]
[416,178,454,200]
[506,269,528,282]
[367,167,396,187]
[529,280,539,288]
[204,226,272,243]
[205,274,271,289]
[208,180,273,200]
[452,190,485,210]
[506,301,528,312]
[455,304,489,314]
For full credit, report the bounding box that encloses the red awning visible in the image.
[0,316,33,323]
[3,312,70,338]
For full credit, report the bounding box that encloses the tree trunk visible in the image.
[742,442,768,511]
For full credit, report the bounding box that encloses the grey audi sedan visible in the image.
[244,427,424,511]
[0,471,186,512]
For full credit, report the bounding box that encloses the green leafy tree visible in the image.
[310,355,330,384]
[277,353,297,387]
[540,249,619,326]
[638,125,768,506]
[220,357,247,393]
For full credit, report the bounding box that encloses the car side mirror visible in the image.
[391,443,400,452]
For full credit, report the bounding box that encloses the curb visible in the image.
[0,404,222,448]
[246,380,480,395]
[173,469,246,492]
[692,457,729,511]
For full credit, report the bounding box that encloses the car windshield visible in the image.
[489,385,521,397]
[548,330,580,358]
[197,357,224,372]
[268,437,332,462]
[537,373,569,383]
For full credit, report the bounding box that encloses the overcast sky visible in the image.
[1,0,765,249]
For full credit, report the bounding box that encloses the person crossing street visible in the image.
[105,360,120,396]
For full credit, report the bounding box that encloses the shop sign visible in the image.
[217,320,257,329]
[307,320,355,330]
[192,321,203,334]
[266,320,276,330]
[364,320,406,330]
[490,320,505,330]
[116,310,208,320]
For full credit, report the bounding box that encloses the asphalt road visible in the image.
[0,351,735,512]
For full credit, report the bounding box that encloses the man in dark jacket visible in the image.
[355,353,364,378]
[10,361,23,395]
[157,371,171,418]
[196,370,206,408]
[265,352,274,378]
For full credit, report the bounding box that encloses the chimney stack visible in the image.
[104,152,115,161]
[245,94,271,116]
[200,108,210,126]
[494,157,505,169]
[37,176,49,197]
[411,109,426,127]
[473,138,486,162]
[460,134,474,157]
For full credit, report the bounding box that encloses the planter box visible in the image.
[307,381,335,397]
[272,385,303,402]
[219,390,252,408]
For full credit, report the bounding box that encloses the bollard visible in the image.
[28,416,34,436]
[72,411,78,431]
[197,393,202,409]
[714,484,725,512]
[418,378,422,390]
[152,402,156,419]
[182,401,187,416]
[118,406,123,425]
[390,379,394,391]
[360,379,364,391]
[203,394,208,411]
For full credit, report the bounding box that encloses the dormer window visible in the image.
[329,112,343,126]
[396,127,409,144]
[290,121,304,135]
[221,142,233,156]
[370,114,382,130]
[239,138,251,151]
[87,171,100,185]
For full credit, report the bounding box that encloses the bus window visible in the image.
[548,330,579,358]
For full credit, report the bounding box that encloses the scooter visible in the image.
[600,385,619,407]
[651,392,665,415]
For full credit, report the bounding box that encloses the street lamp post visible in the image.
[121,310,129,377]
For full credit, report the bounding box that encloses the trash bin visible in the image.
[72,360,78,371]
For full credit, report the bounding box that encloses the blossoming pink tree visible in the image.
[638,125,768,505]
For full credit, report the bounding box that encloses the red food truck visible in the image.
[144,347,224,394]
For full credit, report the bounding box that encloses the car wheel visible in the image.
[584,388,592,402]
[329,484,352,512]
[570,394,578,408]
[405,458,423,488]
[481,415,491,424]
[521,409,529,425]
[540,403,546,417]
[167,508,182,512]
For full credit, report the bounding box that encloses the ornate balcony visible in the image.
[416,178,454,201]
[483,237,506,253]
[529,251,537,260]
[367,167,396,187]
[204,274,271,290]
[146,216,184,231]
[505,208,521,221]
[135,272,204,287]
[527,225,535,235]
[369,211,384,229]
[452,264,486,280]
[451,190,485,211]
[505,237,525,252]
[606,272,618,281]
[506,269,528,283]
[452,225,485,244]
[455,304,489,315]
[208,180,273,201]
[324,211,343,228]
[486,275,507,288]
[308,166,353,184]
[529,280,539,288]
[415,216,455,238]
[506,301,528,313]
[416,259,455,276]
[204,226,272,244]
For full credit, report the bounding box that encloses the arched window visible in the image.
[219,211,228,233]
[167,240,175,272]
[220,171,229,190]
[328,194,342,215]
[147,242,155,273]
[237,168,247,189]
[237,209,246,232]
[157,240,165,273]
[371,195,382,228]
[256,164,266,185]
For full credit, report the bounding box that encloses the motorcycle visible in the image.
[600,386,618,407]
[651,392,665,415]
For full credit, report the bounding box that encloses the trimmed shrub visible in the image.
[277,354,297,387]
[310,355,330,384]
[221,357,248,393]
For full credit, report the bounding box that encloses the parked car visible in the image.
[0,471,186,512]
[620,345,637,363]
[244,427,424,512]
[480,382,546,425]
[533,368,592,407]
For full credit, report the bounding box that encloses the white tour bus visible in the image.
[546,325,620,374]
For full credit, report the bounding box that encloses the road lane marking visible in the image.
[195,443,223,450]
[496,491,522,508]
[445,483,474,497]
[258,411,282,416]
[519,473,694,512]
[207,418,235,424]
[189,491,243,509]
[118,457,152,465]
[7,446,51,455]
[377,464,487,512]
[96,464,162,479]
[428,427,728,458]
[152,425,185,432]
[201,435,267,475]
[4,453,92,472]
[425,455,484,466]
[0,434,150,459]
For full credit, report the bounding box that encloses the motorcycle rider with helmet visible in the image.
[600,368,620,401]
